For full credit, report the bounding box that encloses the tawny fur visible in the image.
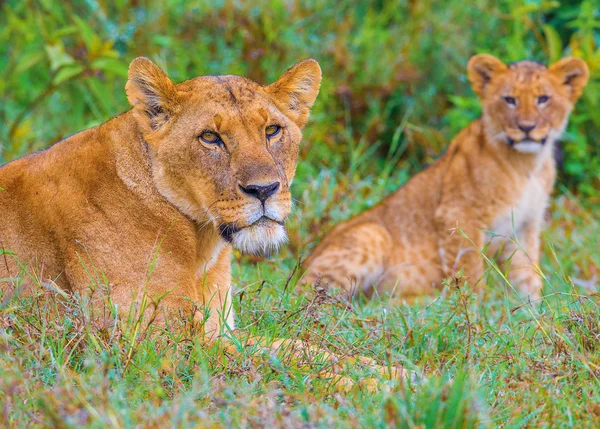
[303,55,589,302]
[0,57,322,338]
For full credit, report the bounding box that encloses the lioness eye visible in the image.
[200,131,222,145]
[503,96,517,106]
[537,95,550,104]
[265,125,281,138]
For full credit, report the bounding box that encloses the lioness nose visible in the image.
[239,182,280,203]
[518,123,536,133]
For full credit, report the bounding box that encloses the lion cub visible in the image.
[0,57,321,337]
[303,55,588,302]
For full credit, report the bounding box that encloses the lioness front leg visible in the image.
[222,332,408,392]
[198,246,235,340]
[199,247,407,390]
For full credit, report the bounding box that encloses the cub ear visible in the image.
[267,59,322,128]
[467,54,508,98]
[549,57,589,103]
[126,57,180,132]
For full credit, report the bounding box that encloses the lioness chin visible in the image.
[0,57,321,338]
[303,54,589,303]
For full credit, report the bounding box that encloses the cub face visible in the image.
[126,58,321,255]
[468,54,588,154]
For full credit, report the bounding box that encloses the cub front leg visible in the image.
[435,208,486,290]
[500,222,543,302]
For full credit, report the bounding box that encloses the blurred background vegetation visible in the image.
[1,0,598,196]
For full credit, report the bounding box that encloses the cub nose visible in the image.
[239,182,280,203]
[518,123,536,133]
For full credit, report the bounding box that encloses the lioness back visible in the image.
[303,55,589,302]
[0,116,184,293]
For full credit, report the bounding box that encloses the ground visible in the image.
[1,161,599,428]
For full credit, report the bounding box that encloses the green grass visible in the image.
[1,161,600,427]
[2,1,600,427]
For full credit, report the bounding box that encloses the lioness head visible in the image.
[125,58,321,255]
[468,54,588,154]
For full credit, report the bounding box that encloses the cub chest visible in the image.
[487,174,549,243]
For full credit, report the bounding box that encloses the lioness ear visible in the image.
[467,54,508,98]
[126,57,179,132]
[267,59,322,128]
[549,57,589,103]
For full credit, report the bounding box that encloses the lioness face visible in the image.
[468,54,588,154]
[126,58,321,255]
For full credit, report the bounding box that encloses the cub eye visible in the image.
[537,95,550,104]
[503,96,517,106]
[200,131,222,145]
[265,124,281,138]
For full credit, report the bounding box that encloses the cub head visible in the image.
[126,58,321,256]
[468,54,589,154]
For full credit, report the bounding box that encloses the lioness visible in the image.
[303,54,588,302]
[0,57,321,338]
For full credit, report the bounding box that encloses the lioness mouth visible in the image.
[218,216,283,243]
[218,216,288,256]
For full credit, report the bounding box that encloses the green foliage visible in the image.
[383,372,486,428]
[1,0,598,193]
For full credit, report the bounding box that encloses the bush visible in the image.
[1,0,598,195]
